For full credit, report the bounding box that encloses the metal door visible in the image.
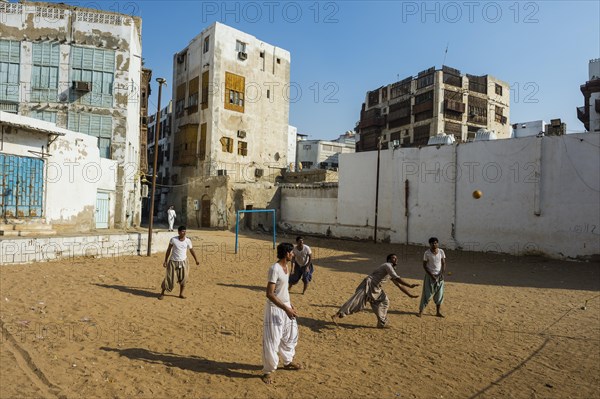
[95,191,110,228]
[0,154,44,218]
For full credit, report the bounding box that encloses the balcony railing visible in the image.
[577,106,588,123]
[358,116,385,129]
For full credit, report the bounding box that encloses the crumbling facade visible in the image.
[0,1,144,228]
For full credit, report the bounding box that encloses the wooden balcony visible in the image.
[444,99,465,113]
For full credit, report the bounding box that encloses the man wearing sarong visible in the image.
[262,242,303,384]
[331,254,419,328]
[158,226,199,300]
[418,237,446,318]
[289,236,314,294]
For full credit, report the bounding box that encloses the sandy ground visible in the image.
[1,230,599,399]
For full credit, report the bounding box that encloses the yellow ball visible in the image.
[473,190,483,199]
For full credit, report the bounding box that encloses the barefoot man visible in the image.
[331,254,419,328]
[158,226,199,300]
[289,236,314,295]
[262,243,303,384]
[418,237,446,318]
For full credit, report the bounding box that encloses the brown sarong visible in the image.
[161,260,189,292]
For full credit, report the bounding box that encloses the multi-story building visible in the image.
[297,132,356,170]
[356,66,510,151]
[0,1,144,228]
[161,22,291,228]
[577,58,600,132]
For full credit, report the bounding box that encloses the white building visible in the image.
[158,22,291,228]
[297,132,356,170]
[287,125,298,170]
[0,112,117,234]
[512,120,546,138]
[577,58,600,132]
[0,1,143,228]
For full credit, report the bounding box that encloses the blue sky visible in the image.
[46,1,600,139]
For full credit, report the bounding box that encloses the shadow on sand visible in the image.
[100,347,260,379]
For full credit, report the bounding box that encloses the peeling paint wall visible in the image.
[1,2,142,229]
[0,116,117,231]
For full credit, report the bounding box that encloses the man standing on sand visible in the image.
[418,237,446,318]
[289,236,314,294]
[262,242,303,384]
[158,226,199,300]
[331,254,419,328]
[167,205,176,232]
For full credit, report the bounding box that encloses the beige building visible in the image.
[356,65,510,151]
[0,1,144,229]
[162,22,291,229]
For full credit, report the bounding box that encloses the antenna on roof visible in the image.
[442,42,449,66]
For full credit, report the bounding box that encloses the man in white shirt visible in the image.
[158,226,199,300]
[418,237,447,318]
[289,236,314,294]
[262,242,303,384]
[167,206,176,232]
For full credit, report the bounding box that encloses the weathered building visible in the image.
[296,131,356,170]
[157,22,290,229]
[0,1,144,228]
[577,58,600,132]
[0,111,117,234]
[356,66,510,151]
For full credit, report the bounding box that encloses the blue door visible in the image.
[95,191,110,228]
[0,154,44,218]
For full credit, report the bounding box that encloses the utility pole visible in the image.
[374,134,382,243]
[147,77,166,256]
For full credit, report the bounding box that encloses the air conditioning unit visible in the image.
[73,81,92,92]
[237,130,246,138]
[238,51,248,61]
[217,169,227,176]
[255,168,264,178]
[141,185,149,198]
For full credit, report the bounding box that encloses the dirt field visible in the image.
[1,230,599,399]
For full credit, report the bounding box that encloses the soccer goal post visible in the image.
[235,209,276,254]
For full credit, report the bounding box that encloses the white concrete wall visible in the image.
[281,134,600,259]
[280,185,337,234]
[0,231,174,265]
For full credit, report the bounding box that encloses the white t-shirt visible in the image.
[293,244,312,266]
[170,236,192,261]
[423,248,446,276]
[267,262,290,305]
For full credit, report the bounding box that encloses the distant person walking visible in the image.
[158,226,199,300]
[289,236,314,294]
[167,205,177,232]
[418,237,446,318]
[331,254,419,328]
[262,242,303,384]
